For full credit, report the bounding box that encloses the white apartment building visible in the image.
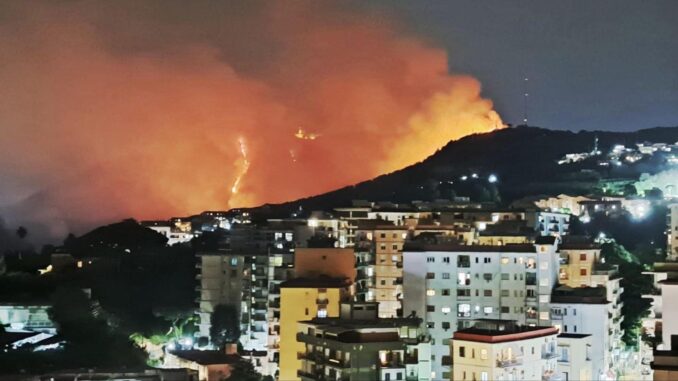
[649,263,678,380]
[533,194,593,216]
[402,239,560,380]
[556,333,593,381]
[550,286,623,380]
[451,320,559,381]
[668,204,678,261]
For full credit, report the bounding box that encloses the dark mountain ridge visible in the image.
[246,125,678,218]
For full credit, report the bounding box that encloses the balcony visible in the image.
[497,357,523,368]
[541,351,558,360]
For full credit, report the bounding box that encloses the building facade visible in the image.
[278,278,352,381]
[296,302,431,381]
[402,241,559,380]
[451,320,559,381]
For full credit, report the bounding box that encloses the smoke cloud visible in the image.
[0,1,503,241]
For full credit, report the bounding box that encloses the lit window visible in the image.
[317,309,327,318]
[483,307,493,314]
[539,311,549,320]
[426,289,436,296]
[457,304,471,317]
[480,349,488,360]
[441,306,451,314]
[501,257,509,264]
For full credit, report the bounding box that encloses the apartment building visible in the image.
[194,220,306,377]
[194,251,270,373]
[451,320,559,381]
[402,238,559,380]
[668,204,678,261]
[550,286,623,380]
[278,277,352,381]
[334,207,372,247]
[356,223,476,318]
[648,262,678,380]
[556,333,593,381]
[532,194,593,216]
[557,240,614,288]
[296,301,431,381]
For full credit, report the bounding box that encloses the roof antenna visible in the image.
[523,76,529,126]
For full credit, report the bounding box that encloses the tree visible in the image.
[228,359,264,381]
[210,304,241,349]
[600,241,654,348]
[16,226,27,240]
[307,234,337,248]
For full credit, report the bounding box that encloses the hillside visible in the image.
[248,126,678,217]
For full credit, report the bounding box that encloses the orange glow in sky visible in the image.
[0,1,503,239]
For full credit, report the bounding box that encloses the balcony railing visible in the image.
[497,357,523,367]
[541,351,558,360]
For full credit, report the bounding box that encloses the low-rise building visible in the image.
[556,333,593,381]
[451,320,559,381]
[165,350,240,381]
[296,301,431,381]
[278,277,352,381]
[668,204,678,261]
[550,286,622,380]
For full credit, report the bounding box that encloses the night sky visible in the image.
[370,0,678,131]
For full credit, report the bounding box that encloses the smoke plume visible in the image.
[0,1,503,241]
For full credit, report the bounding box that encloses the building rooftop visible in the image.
[169,350,241,365]
[453,320,557,343]
[535,236,557,245]
[551,286,609,304]
[560,243,601,250]
[301,317,422,330]
[403,242,537,253]
[280,276,352,289]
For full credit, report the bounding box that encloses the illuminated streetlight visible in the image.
[488,174,498,183]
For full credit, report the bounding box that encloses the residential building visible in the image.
[296,301,431,381]
[532,194,593,216]
[278,277,352,381]
[648,262,678,380]
[37,369,198,381]
[529,210,571,238]
[165,350,240,381]
[372,226,409,318]
[557,240,614,288]
[550,286,622,380]
[402,238,559,380]
[195,252,246,342]
[295,248,357,280]
[357,223,476,318]
[451,320,559,381]
[141,220,194,245]
[556,333,593,381]
[579,200,624,219]
[334,206,372,246]
[0,302,55,333]
[668,204,678,261]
